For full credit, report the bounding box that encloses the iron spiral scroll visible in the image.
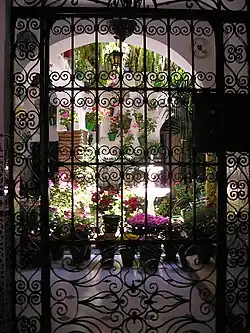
[4,2,250,333]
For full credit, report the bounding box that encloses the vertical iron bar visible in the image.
[95,17,100,234]
[8,11,17,333]
[214,18,227,333]
[190,19,197,242]
[119,23,124,240]
[143,16,148,234]
[70,17,75,231]
[246,6,250,333]
[40,15,51,333]
[166,17,172,234]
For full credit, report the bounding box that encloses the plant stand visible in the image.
[58,130,87,177]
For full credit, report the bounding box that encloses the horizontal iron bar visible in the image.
[49,238,216,246]
[53,161,219,167]
[48,87,216,93]
[11,6,248,23]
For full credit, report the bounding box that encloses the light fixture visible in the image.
[108,18,136,69]
[109,19,137,42]
[109,50,123,68]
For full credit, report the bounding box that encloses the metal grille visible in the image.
[2,2,249,332]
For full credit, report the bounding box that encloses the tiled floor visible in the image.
[15,253,216,333]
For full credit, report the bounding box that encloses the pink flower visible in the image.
[64,210,71,219]
[128,213,169,226]
[63,112,69,118]
[48,179,54,187]
[132,122,139,128]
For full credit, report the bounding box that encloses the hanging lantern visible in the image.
[109,50,123,68]
[64,49,72,59]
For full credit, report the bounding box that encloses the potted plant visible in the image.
[108,101,119,117]
[124,132,134,146]
[85,106,110,131]
[127,213,168,272]
[108,115,119,141]
[163,217,185,263]
[70,220,92,265]
[139,240,162,274]
[134,112,156,147]
[108,112,132,141]
[127,213,169,235]
[119,233,140,268]
[59,108,78,131]
[123,193,143,221]
[91,187,121,233]
[48,176,93,262]
[183,203,216,264]
[96,233,116,269]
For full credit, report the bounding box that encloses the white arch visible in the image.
[22,33,194,77]
[49,34,193,74]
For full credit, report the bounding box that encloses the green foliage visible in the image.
[134,111,156,135]
[59,109,78,128]
[74,43,191,91]
[183,204,216,224]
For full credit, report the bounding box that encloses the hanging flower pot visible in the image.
[86,120,96,131]
[138,135,145,147]
[64,50,72,59]
[108,132,117,141]
[154,79,162,88]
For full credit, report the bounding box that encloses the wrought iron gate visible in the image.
[6,1,250,332]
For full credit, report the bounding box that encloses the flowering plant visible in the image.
[128,213,169,226]
[155,196,169,217]
[124,194,143,220]
[59,108,78,128]
[49,176,93,224]
[91,187,121,215]
[124,131,134,146]
[109,111,132,134]
[86,106,110,124]
[134,112,156,135]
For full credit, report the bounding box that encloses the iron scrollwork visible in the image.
[5,2,250,333]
